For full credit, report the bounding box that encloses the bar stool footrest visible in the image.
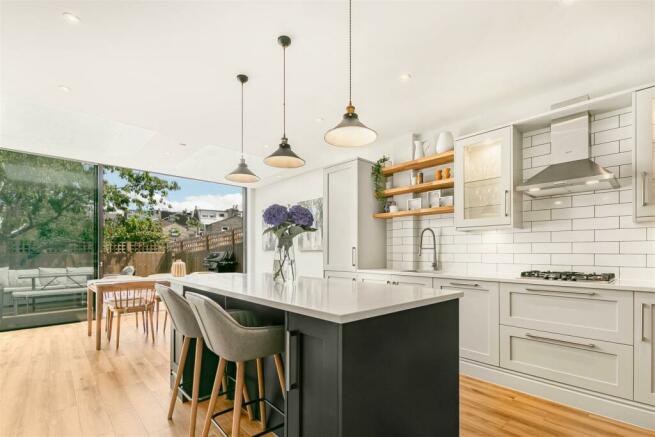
[210,397,284,437]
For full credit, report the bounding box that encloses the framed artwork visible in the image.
[297,197,323,251]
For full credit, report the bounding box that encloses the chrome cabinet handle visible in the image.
[504,190,510,217]
[643,171,649,207]
[525,287,595,296]
[642,303,651,342]
[386,280,390,284]
[525,332,596,349]
[451,282,479,287]
[351,247,356,267]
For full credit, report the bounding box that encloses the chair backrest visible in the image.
[155,284,202,338]
[121,266,135,276]
[186,292,284,362]
[97,281,158,310]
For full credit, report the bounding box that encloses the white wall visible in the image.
[249,169,325,278]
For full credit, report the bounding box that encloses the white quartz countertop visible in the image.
[170,273,462,324]
[357,269,655,293]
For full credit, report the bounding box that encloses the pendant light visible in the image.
[264,35,305,168]
[226,74,260,183]
[324,0,377,147]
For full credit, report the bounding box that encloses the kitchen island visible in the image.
[169,273,462,437]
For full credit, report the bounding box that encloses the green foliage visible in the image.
[104,215,165,244]
[371,155,390,210]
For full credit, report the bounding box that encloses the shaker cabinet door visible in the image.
[324,161,358,271]
[635,292,655,406]
[634,86,655,221]
[455,126,513,229]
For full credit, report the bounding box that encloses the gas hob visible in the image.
[520,270,615,283]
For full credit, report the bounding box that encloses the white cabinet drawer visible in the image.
[500,282,633,344]
[324,270,357,281]
[357,273,391,284]
[435,278,500,366]
[390,275,433,287]
[500,325,633,399]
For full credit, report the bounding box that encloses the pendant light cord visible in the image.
[348,0,352,106]
[241,81,244,158]
[283,43,287,139]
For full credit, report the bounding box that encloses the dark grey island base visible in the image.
[169,275,461,437]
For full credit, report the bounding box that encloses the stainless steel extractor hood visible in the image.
[517,112,619,197]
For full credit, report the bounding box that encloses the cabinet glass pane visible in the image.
[648,97,655,204]
[463,139,503,220]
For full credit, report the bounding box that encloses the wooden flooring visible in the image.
[0,314,653,437]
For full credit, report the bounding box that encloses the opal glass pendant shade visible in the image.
[226,158,260,183]
[324,105,377,147]
[263,137,305,168]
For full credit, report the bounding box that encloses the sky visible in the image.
[104,169,243,212]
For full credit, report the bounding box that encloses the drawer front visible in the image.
[324,270,357,281]
[390,275,433,287]
[500,282,633,344]
[435,279,500,366]
[357,273,391,284]
[500,325,633,399]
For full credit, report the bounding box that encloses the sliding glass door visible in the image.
[0,150,99,331]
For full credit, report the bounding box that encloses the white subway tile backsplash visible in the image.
[386,107,648,279]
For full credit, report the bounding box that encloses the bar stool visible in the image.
[186,292,286,437]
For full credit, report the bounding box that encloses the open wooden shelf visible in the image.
[373,206,454,219]
[381,150,454,176]
[382,178,454,197]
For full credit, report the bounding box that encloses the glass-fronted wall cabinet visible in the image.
[454,125,522,230]
[634,86,655,222]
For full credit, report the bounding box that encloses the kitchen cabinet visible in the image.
[323,159,386,271]
[500,282,633,344]
[435,278,500,366]
[357,272,391,284]
[633,86,655,221]
[390,275,433,287]
[635,292,655,406]
[500,325,633,399]
[324,270,357,281]
[454,126,522,230]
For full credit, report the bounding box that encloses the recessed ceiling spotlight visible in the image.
[399,73,412,82]
[62,12,81,23]
[263,144,270,149]
[58,85,71,93]
[179,143,187,147]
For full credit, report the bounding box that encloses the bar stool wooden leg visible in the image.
[242,382,254,421]
[189,338,203,437]
[256,358,266,427]
[168,336,191,419]
[273,353,286,399]
[202,358,227,437]
[232,361,245,437]
[163,310,168,333]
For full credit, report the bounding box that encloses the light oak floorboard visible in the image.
[0,316,653,437]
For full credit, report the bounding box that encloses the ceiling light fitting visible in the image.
[264,35,305,168]
[225,74,260,184]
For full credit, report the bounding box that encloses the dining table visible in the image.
[86,274,172,350]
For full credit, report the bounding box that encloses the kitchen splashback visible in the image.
[387,106,655,280]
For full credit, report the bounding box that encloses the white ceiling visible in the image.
[1,0,654,187]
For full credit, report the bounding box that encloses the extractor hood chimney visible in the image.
[517,108,619,197]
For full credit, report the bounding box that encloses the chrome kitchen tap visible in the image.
[418,228,439,271]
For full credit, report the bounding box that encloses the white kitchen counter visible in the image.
[357,268,655,293]
[170,272,462,324]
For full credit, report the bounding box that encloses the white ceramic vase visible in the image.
[436,131,455,154]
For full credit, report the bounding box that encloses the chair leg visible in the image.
[163,310,168,333]
[242,380,254,421]
[148,308,155,343]
[273,353,286,399]
[156,300,160,334]
[135,310,139,329]
[256,358,266,427]
[107,310,114,342]
[168,336,191,419]
[202,358,227,437]
[189,338,203,437]
[115,313,122,350]
[232,361,245,437]
[144,309,149,339]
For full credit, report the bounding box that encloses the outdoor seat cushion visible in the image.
[0,267,8,289]
[12,287,86,298]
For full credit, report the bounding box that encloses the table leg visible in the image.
[87,287,92,337]
[95,290,103,350]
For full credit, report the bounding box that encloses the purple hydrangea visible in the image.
[289,205,314,227]
[263,204,289,226]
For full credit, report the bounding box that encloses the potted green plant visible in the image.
[371,155,390,211]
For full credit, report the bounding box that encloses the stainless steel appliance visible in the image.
[520,270,615,283]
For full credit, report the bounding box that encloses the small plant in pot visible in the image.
[371,155,390,212]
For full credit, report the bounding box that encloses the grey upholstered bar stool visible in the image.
[156,284,205,437]
[186,292,286,437]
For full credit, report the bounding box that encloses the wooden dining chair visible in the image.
[98,281,163,350]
